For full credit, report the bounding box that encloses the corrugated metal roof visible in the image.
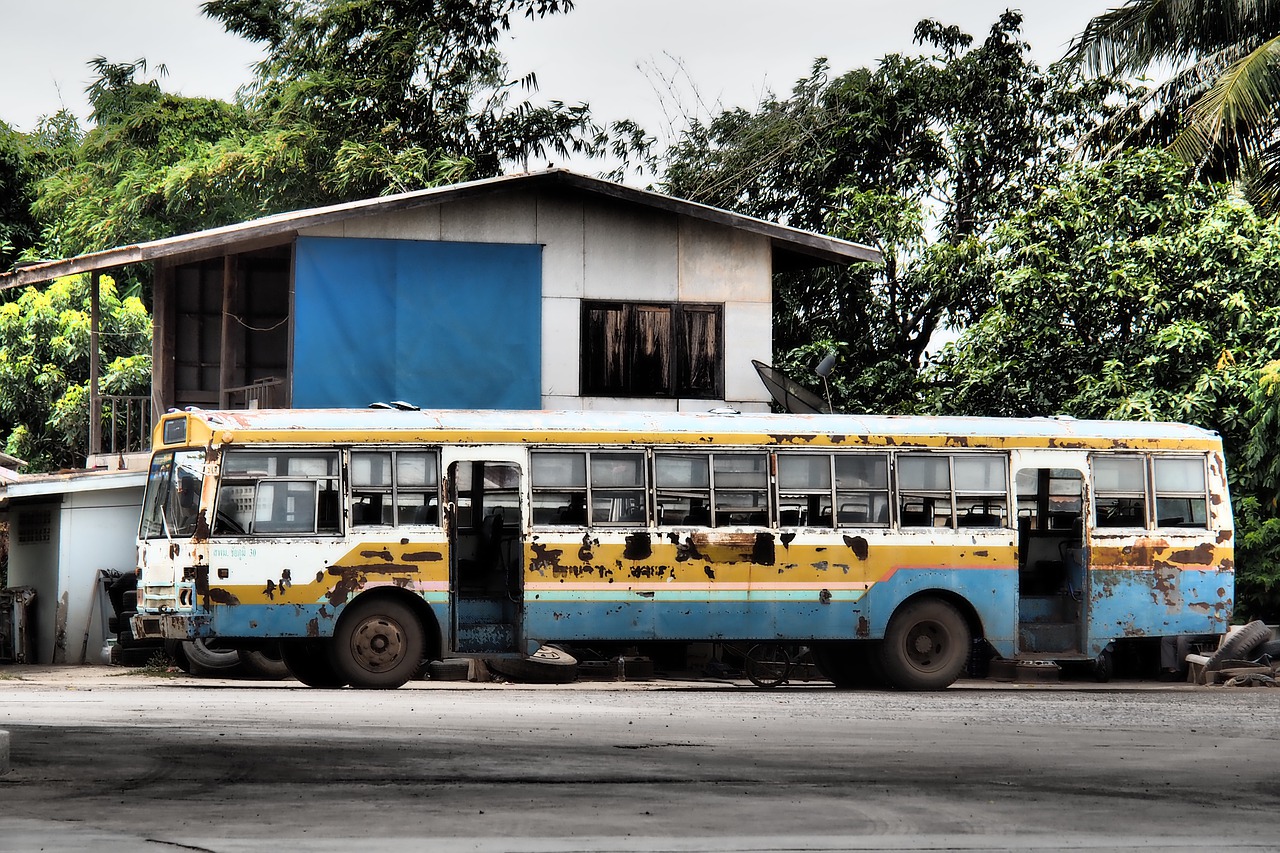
[0,169,881,290]
[184,407,1220,449]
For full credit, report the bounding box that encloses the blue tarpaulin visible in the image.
[293,237,542,409]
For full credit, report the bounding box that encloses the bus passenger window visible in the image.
[954,456,1008,528]
[777,453,831,528]
[1093,455,1147,528]
[835,454,890,526]
[1154,457,1208,528]
[351,452,393,525]
[590,452,647,526]
[395,452,440,525]
[656,453,710,526]
[531,451,586,525]
[712,454,768,526]
[897,456,953,528]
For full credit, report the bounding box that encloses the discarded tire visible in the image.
[1253,638,1280,661]
[487,645,578,684]
[426,658,472,681]
[1207,621,1273,670]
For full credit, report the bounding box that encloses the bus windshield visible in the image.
[139,449,207,540]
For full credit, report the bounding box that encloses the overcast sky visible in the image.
[2,0,1119,165]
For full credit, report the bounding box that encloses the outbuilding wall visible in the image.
[298,188,773,412]
[5,475,146,664]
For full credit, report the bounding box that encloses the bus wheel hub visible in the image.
[351,616,405,671]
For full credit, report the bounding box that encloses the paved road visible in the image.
[0,667,1277,852]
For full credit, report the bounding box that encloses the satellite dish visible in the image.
[752,360,831,414]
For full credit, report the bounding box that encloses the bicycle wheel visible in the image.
[745,643,792,688]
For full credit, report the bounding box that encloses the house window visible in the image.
[581,301,723,398]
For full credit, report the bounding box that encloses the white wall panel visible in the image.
[537,195,585,298]
[678,217,772,303]
[440,193,537,243]
[541,296,580,397]
[583,200,679,300]
[723,301,773,403]
[341,206,442,240]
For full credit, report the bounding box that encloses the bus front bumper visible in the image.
[131,613,214,641]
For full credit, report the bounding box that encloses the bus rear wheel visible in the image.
[329,598,425,689]
[281,640,349,688]
[812,642,887,689]
[880,598,970,691]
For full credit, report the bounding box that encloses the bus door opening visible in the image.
[448,461,523,653]
[1014,467,1086,656]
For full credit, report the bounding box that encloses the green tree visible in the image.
[926,149,1280,618]
[0,274,151,472]
[662,13,1126,411]
[33,59,254,258]
[1069,0,1280,210]
[0,122,41,271]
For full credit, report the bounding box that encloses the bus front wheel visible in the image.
[880,598,970,691]
[329,597,425,689]
[281,640,348,688]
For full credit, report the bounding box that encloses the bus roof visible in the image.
[166,408,1223,452]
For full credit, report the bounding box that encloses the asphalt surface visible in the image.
[0,666,1277,852]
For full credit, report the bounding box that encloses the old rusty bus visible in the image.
[131,408,1233,689]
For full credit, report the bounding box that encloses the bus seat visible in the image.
[779,509,802,526]
[685,505,711,526]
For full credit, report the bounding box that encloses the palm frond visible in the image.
[1068,0,1280,75]
[1171,33,1280,163]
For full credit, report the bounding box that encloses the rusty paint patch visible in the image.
[973,550,989,557]
[263,580,277,600]
[843,535,869,561]
[530,542,564,573]
[780,532,796,549]
[753,532,775,566]
[326,566,366,607]
[1169,543,1214,565]
[306,617,320,637]
[624,532,653,561]
[1151,561,1180,608]
[856,615,870,638]
[704,566,716,580]
[818,588,831,604]
[1216,529,1232,544]
[195,565,210,597]
[193,509,211,542]
[402,550,443,562]
[207,588,240,606]
[360,548,395,562]
[675,536,704,562]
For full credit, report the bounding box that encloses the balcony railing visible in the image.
[99,395,152,456]
[224,377,285,410]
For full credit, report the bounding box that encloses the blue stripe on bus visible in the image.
[191,568,1229,659]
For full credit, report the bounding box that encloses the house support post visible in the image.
[88,270,101,459]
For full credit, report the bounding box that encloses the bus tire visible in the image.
[811,642,886,689]
[164,639,192,673]
[1208,620,1273,670]
[281,640,349,688]
[182,638,242,672]
[329,597,425,689]
[238,644,290,680]
[880,598,971,691]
